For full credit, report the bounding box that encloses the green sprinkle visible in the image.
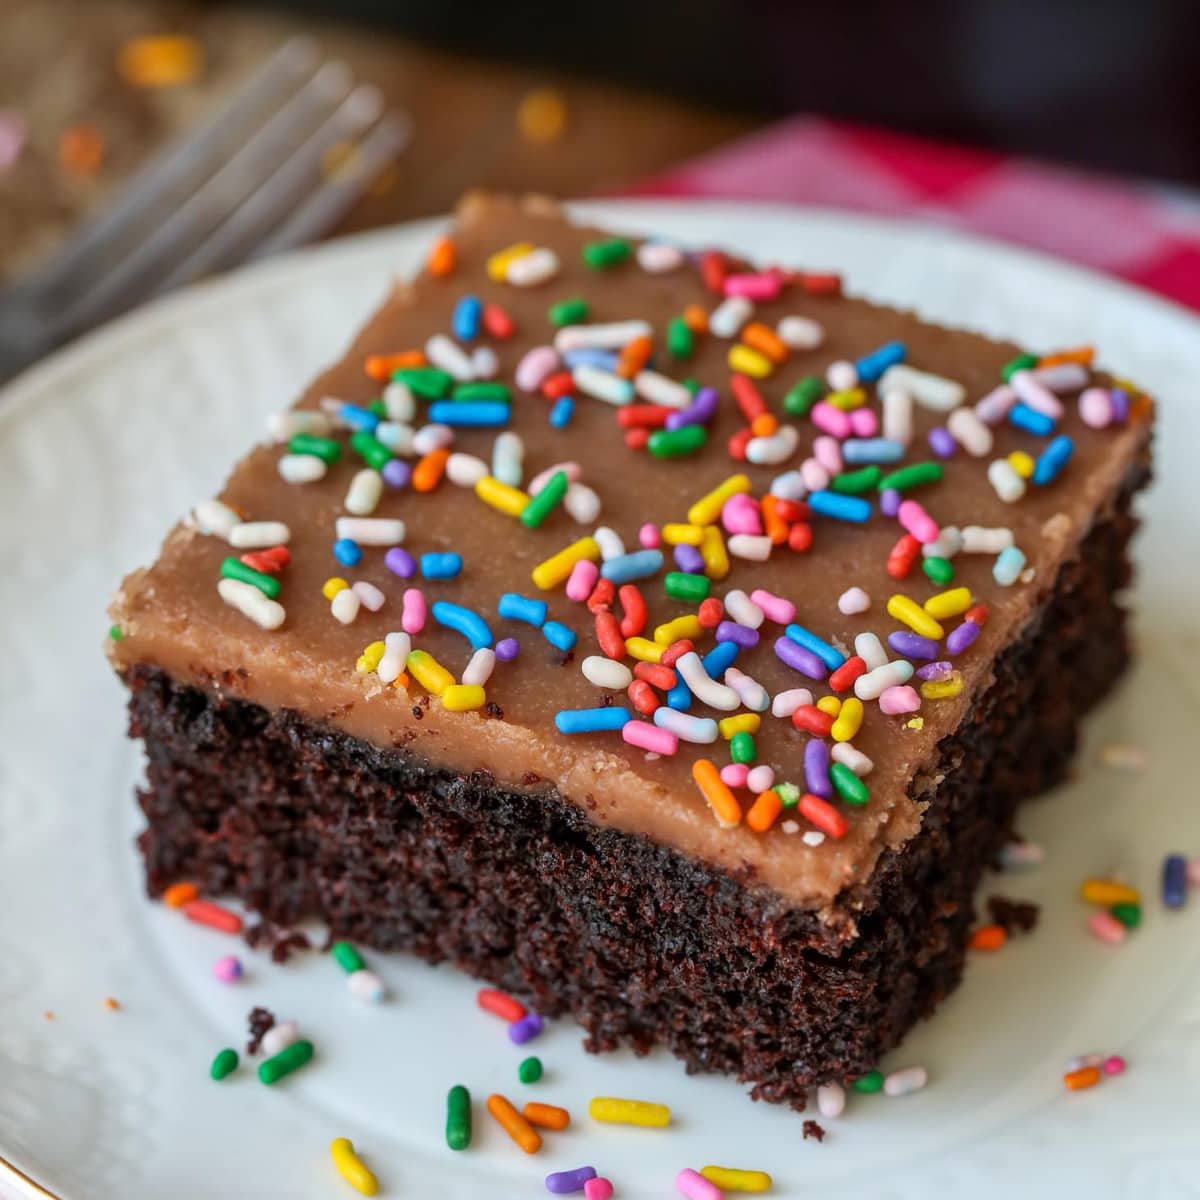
[549,298,589,326]
[258,1039,313,1085]
[682,378,701,395]
[453,381,511,403]
[446,1084,472,1150]
[391,366,453,399]
[878,461,944,492]
[108,623,124,641]
[520,470,569,529]
[210,1047,239,1081]
[287,433,341,463]
[830,761,869,806]
[1001,352,1038,382]
[664,572,710,602]
[783,376,823,417]
[518,1056,543,1084]
[730,731,757,764]
[852,1069,884,1094]
[830,466,882,495]
[368,398,388,417]
[1111,901,1141,929]
[648,425,707,458]
[332,940,366,974]
[667,316,695,359]
[350,430,393,471]
[773,781,801,809]
[220,557,281,599]
[922,556,955,585]
[582,238,631,269]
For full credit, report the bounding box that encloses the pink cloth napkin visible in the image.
[627,117,1200,312]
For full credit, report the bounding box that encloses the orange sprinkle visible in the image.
[616,334,653,379]
[750,412,778,437]
[523,1101,570,1131]
[487,1093,542,1153]
[1038,345,1094,368]
[365,350,426,381]
[428,236,456,278]
[746,789,782,833]
[412,447,450,493]
[392,672,410,690]
[104,997,121,1011]
[1063,1065,1101,1090]
[760,495,789,545]
[682,304,709,334]
[163,881,199,909]
[117,34,204,88]
[58,123,105,175]
[741,321,790,364]
[43,1011,55,1021]
[692,759,742,827]
[517,87,568,144]
[970,924,1007,951]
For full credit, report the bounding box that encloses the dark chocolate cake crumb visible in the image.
[411,705,423,720]
[803,1119,826,1142]
[246,1006,275,1054]
[987,896,1040,934]
[271,930,311,963]
[485,701,504,720]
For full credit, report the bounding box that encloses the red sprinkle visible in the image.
[966,603,990,626]
[697,597,724,628]
[788,522,814,553]
[477,988,527,1022]
[773,498,810,523]
[183,899,242,934]
[731,374,768,422]
[240,545,291,574]
[628,679,661,715]
[624,428,651,450]
[701,250,728,294]
[660,638,695,667]
[828,655,868,693]
[727,427,754,461]
[792,705,835,736]
[887,533,921,580]
[541,370,574,400]
[799,272,842,296]
[799,793,849,839]
[617,404,672,429]
[634,662,676,690]
[617,585,648,638]
[482,303,516,339]
[586,579,615,613]
[595,610,626,660]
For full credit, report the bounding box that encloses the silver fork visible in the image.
[0,37,411,383]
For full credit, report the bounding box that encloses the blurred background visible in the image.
[2,0,1198,377]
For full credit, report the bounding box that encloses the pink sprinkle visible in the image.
[1010,369,1064,419]
[566,558,600,603]
[401,587,427,634]
[810,401,853,439]
[1078,387,1114,430]
[584,1180,614,1200]
[850,406,878,437]
[1102,1054,1127,1076]
[676,1168,722,1200]
[213,955,243,983]
[1089,910,1126,945]
[723,272,782,301]
[879,684,921,715]
[515,345,560,392]
[639,522,661,549]
[720,763,749,787]
[975,383,1017,425]
[750,588,795,624]
[528,460,582,495]
[746,764,775,792]
[800,457,830,492]
[721,494,762,536]
[0,110,26,170]
[1187,858,1200,888]
[623,721,678,756]
[813,435,843,475]
[897,499,939,544]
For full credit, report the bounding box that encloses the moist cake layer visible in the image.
[109,193,1152,911]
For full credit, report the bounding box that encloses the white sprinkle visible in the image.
[724,589,765,629]
[837,586,870,615]
[997,840,1045,870]
[267,409,330,442]
[331,588,361,624]
[708,296,753,338]
[191,499,241,540]
[946,406,994,457]
[594,526,627,562]
[572,365,634,406]
[277,454,327,484]
[491,432,524,487]
[802,830,826,847]
[882,387,914,445]
[582,655,633,689]
[377,632,411,683]
[1032,362,1089,393]
[987,459,1026,503]
[462,647,497,687]
[528,461,582,494]
[636,241,684,273]
[771,687,813,718]
[515,345,560,392]
[505,246,560,286]
[376,421,415,456]
[854,632,889,671]
[825,359,858,390]
[347,969,385,1003]
[1097,743,1147,771]
[676,651,741,711]
[816,1082,845,1118]
[446,452,489,488]
[746,425,799,465]
[471,346,499,380]
[413,423,454,455]
[921,525,963,559]
[770,470,807,501]
[1010,369,1063,419]
[424,333,475,382]
[335,517,405,546]
[261,1020,299,1056]
[563,482,602,524]
[800,458,830,492]
[727,533,772,562]
[725,667,770,712]
[653,707,719,744]
[781,820,800,835]
[229,521,290,549]
[961,525,1014,554]
[382,381,416,422]
[974,383,1016,426]
[634,369,691,409]
[776,314,824,350]
[344,468,383,516]
[856,660,915,701]
[554,320,652,353]
[878,364,965,412]
[351,581,385,611]
[217,578,285,630]
[831,742,874,776]
[884,1066,928,1097]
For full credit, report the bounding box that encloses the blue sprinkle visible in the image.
[555,706,632,734]
[1032,435,1074,485]
[549,396,575,428]
[784,623,847,671]
[421,552,463,580]
[542,620,577,652]
[427,401,510,428]
[992,545,1027,586]
[333,538,362,566]
[498,592,548,627]
[431,600,492,649]
[452,295,482,341]
[337,402,380,433]
[842,438,905,465]
[854,340,906,383]
[1163,854,1188,909]
[702,641,739,679]
[809,491,871,523]
[1008,403,1056,437]
[562,347,620,371]
[601,549,664,584]
[666,679,693,711]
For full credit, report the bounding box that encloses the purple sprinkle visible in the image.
[382,459,411,488]
[495,637,520,662]
[804,738,832,798]
[674,544,705,573]
[879,487,902,517]
[545,1167,598,1195]
[508,1012,543,1045]
[888,631,939,660]
[774,636,828,680]
[946,620,981,655]
[665,385,719,430]
[916,660,954,681]
[929,426,956,458]
[716,620,759,649]
[384,547,416,578]
[1109,387,1130,423]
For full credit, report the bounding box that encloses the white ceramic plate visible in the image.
[2,201,1198,1200]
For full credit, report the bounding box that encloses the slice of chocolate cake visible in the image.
[108,193,1152,1108]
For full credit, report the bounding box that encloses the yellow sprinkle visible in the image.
[117,34,204,88]
[688,474,752,526]
[921,673,963,700]
[517,87,568,143]
[701,1165,773,1192]
[661,522,704,545]
[406,650,455,696]
[532,536,600,590]
[923,587,972,620]
[1080,879,1140,907]
[330,1137,378,1196]
[905,717,924,730]
[475,474,530,517]
[699,525,730,580]
[442,684,487,712]
[487,242,536,283]
[355,656,371,673]
[360,641,386,671]
[625,637,664,663]
[1008,450,1036,479]
[320,141,361,182]
[718,713,760,739]
[887,593,944,640]
[654,615,703,645]
[815,695,841,717]
[728,343,773,379]
[588,1096,671,1127]
[831,697,863,741]
[322,576,349,600]
[825,387,867,411]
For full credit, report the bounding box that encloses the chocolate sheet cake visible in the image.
[108,193,1152,1107]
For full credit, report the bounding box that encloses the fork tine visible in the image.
[3,37,320,305]
[47,62,355,341]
